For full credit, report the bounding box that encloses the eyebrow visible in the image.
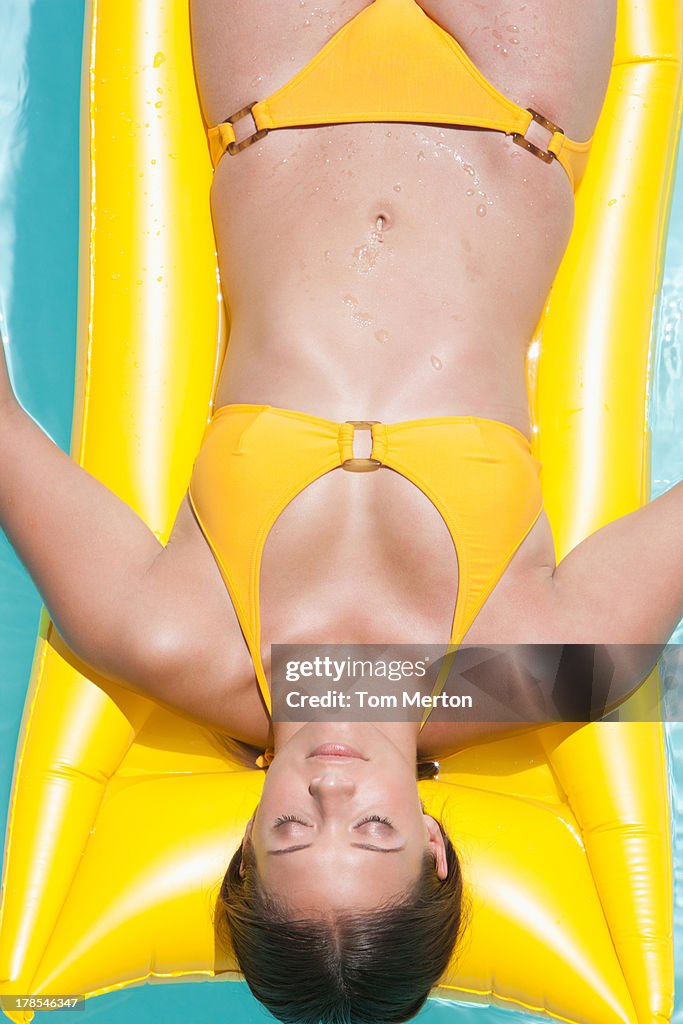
[267,844,313,856]
[352,843,406,853]
[267,843,406,855]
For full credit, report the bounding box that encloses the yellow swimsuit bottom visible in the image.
[207,0,592,189]
[188,405,544,720]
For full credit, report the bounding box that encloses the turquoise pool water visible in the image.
[0,1,681,1021]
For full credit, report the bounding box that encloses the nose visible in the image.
[308,773,356,802]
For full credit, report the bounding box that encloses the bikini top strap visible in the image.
[208,105,590,190]
[205,0,592,189]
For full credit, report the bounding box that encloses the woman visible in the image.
[0,0,680,1020]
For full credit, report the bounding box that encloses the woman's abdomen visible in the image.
[210,121,573,426]
[190,0,616,421]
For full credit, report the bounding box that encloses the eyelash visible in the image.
[273,814,393,827]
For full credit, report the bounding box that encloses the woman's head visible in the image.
[214,723,466,1023]
[245,722,448,910]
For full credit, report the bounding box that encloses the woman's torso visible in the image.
[185,0,616,751]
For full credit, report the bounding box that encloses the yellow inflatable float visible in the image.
[0,0,681,1021]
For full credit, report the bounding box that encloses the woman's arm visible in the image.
[0,334,182,690]
[530,485,683,711]
[0,330,14,411]
[549,484,683,645]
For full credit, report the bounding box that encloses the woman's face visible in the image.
[245,723,447,915]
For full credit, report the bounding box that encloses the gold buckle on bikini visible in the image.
[341,421,382,472]
[225,102,269,155]
[511,108,562,164]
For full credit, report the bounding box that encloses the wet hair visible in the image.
[213,817,466,1024]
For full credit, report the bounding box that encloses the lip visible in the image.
[307,744,368,760]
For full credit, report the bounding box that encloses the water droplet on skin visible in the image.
[352,243,379,272]
[431,356,443,371]
[386,131,393,138]
[355,311,374,327]
[342,293,358,308]
[507,24,519,31]
[465,188,475,196]
[608,198,617,206]
[463,163,475,176]
[476,205,487,217]
[393,183,401,192]
[375,329,389,344]
[324,250,332,261]
[417,151,426,161]
[153,52,165,67]
[156,87,163,94]
[154,101,162,108]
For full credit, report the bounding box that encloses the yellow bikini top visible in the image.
[207,0,592,190]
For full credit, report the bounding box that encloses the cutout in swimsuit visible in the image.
[206,0,592,189]
[189,406,543,721]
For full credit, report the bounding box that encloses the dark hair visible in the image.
[213,818,466,1024]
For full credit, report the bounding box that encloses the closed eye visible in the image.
[352,815,403,850]
[355,815,393,828]
[267,816,404,854]
[273,815,313,828]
